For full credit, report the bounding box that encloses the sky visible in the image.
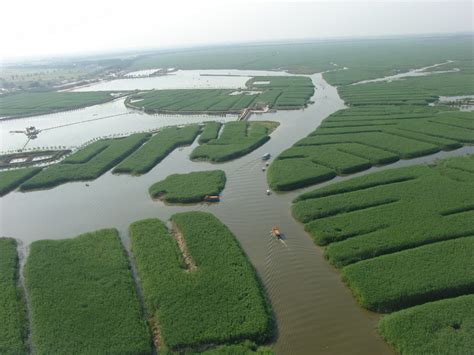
[1,0,472,60]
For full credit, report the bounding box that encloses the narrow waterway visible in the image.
[1,72,471,354]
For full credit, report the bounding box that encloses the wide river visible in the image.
[1,70,472,354]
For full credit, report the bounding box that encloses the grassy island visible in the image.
[0,91,117,118]
[129,212,273,352]
[149,170,226,203]
[20,133,150,191]
[292,155,474,353]
[24,229,151,354]
[268,106,473,191]
[191,121,278,162]
[113,125,200,175]
[0,167,42,196]
[0,238,27,354]
[125,76,313,114]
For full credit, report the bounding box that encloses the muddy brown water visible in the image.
[1,72,473,354]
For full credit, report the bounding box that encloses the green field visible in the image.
[0,238,27,354]
[130,212,273,352]
[342,237,474,312]
[378,295,474,354]
[0,167,42,196]
[292,155,474,352]
[339,63,474,106]
[127,35,472,83]
[199,121,223,143]
[24,229,151,354]
[20,133,150,191]
[293,155,474,266]
[0,91,117,118]
[191,121,278,162]
[113,125,200,175]
[268,106,473,191]
[126,76,313,114]
[149,170,226,203]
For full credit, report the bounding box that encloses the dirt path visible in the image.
[171,222,197,272]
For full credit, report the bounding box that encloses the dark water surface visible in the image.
[2,73,472,354]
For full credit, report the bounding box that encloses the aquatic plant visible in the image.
[378,295,474,354]
[0,91,116,118]
[198,121,222,144]
[0,238,27,354]
[0,167,42,196]
[24,229,151,354]
[113,125,200,175]
[268,106,473,191]
[129,212,273,352]
[190,121,278,162]
[20,133,149,191]
[342,236,474,312]
[149,170,226,203]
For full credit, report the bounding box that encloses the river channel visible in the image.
[1,70,472,354]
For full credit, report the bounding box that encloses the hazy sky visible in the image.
[1,0,472,60]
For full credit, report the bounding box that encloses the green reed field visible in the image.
[0,91,117,118]
[113,125,200,175]
[129,212,273,352]
[0,238,27,354]
[20,133,150,191]
[24,229,151,354]
[0,167,42,196]
[191,121,278,162]
[292,155,474,353]
[149,170,226,203]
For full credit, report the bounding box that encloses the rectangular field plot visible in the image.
[149,170,226,203]
[24,229,151,354]
[125,76,314,114]
[0,91,116,118]
[0,238,27,354]
[113,125,200,175]
[0,167,42,196]
[292,155,474,266]
[342,236,474,312]
[130,212,273,352]
[268,105,473,191]
[20,133,150,191]
[191,121,278,162]
[378,295,474,354]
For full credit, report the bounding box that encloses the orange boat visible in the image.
[204,195,220,202]
[271,226,281,239]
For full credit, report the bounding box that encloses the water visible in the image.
[72,69,292,92]
[2,70,470,354]
[352,61,459,85]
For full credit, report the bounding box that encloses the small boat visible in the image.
[204,195,220,202]
[262,167,266,172]
[266,189,271,195]
[262,153,271,161]
[271,226,281,239]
